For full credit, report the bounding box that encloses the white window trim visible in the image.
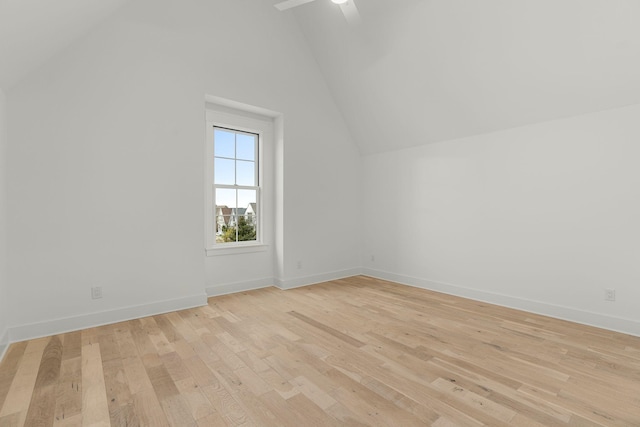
[205,244,268,257]
[205,106,274,256]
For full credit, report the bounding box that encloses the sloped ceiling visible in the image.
[293,0,640,154]
[0,0,133,89]
[2,0,640,154]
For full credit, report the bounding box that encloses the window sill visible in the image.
[206,243,268,257]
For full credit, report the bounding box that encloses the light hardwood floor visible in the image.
[1,276,639,426]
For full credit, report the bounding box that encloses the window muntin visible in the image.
[213,127,259,245]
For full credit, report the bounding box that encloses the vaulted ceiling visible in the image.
[2,0,640,154]
[0,0,132,89]
[293,0,640,153]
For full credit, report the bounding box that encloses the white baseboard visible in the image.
[206,277,275,297]
[13,263,635,362]
[363,268,640,338]
[1,268,366,362]
[275,268,363,290]
[205,268,364,297]
[0,327,9,362]
[8,293,208,344]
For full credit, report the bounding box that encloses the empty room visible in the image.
[1,0,639,425]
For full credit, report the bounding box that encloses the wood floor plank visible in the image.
[131,388,169,427]
[0,412,22,427]
[201,382,251,426]
[53,357,82,425]
[143,318,175,356]
[0,342,28,411]
[0,338,49,426]
[159,352,191,384]
[24,336,63,427]
[287,311,365,348]
[174,377,216,421]
[159,395,197,427]
[107,404,138,427]
[80,343,110,427]
[0,276,639,426]
[101,357,131,424]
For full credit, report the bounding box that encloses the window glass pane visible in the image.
[245,214,258,230]
[211,124,261,246]
[237,189,256,210]
[245,201,258,228]
[215,158,235,185]
[215,190,236,244]
[220,215,238,243]
[216,188,236,209]
[215,212,229,243]
[214,129,235,158]
[237,189,257,242]
[236,160,255,186]
[236,133,256,161]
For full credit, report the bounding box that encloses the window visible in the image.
[213,127,259,244]
[205,101,274,255]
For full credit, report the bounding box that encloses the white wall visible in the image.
[363,104,640,336]
[0,0,133,88]
[6,0,361,339]
[295,0,640,154]
[203,102,278,296]
[0,89,8,355]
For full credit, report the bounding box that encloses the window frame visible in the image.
[205,109,272,256]
[213,126,260,244]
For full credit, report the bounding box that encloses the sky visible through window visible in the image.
[214,128,257,209]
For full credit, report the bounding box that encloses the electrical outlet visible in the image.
[604,288,616,302]
[296,260,302,269]
[91,286,103,300]
[370,255,375,262]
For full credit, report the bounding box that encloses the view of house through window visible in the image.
[213,127,259,244]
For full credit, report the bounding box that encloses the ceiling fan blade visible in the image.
[339,0,362,25]
[274,0,317,11]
